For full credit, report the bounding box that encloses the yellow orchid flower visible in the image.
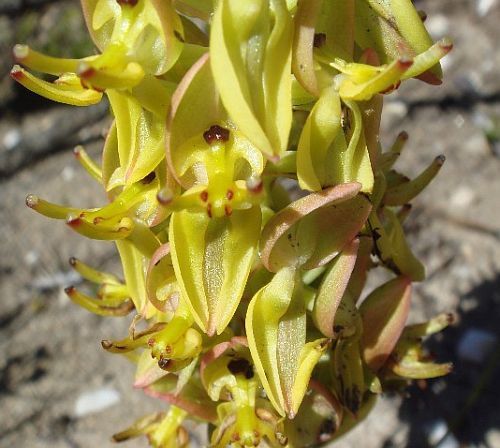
[15,1,456,445]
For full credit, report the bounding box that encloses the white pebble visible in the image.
[382,101,408,126]
[450,186,475,208]
[476,0,497,17]
[427,421,459,448]
[457,328,497,363]
[486,429,500,447]
[425,15,450,38]
[24,250,40,266]
[2,129,21,151]
[427,420,448,445]
[453,114,465,129]
[61,166,75,182]
[437,433,459,448]
[74,387,121,417]
[451,264,473,282]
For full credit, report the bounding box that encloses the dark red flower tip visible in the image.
[203,125,230,144]
[158,357,171,370]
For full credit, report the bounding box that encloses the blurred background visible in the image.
[1,0,499,447]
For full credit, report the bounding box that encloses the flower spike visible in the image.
[15,0,455,444]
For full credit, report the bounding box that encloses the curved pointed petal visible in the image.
[210,0,292,159]
[10,66,102,106]
[116,240,148,313]
[107,90,165,186]
[245,267,296,416]
[170,207,261,335]
[289,338,329,417]
[166,53,224,187]
[146,244,180,313]
[291,0,322,96]
[313,239,359,337]
[360,276,412,371]
[297,86,341,191]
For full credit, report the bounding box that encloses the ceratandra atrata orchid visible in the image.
[13,0,454,446]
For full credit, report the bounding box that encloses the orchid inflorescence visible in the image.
[13,1,455,446]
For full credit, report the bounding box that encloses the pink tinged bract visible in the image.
[360,276,412,371]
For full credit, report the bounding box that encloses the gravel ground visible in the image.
[1,1,500,447]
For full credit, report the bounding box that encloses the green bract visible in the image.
[14,0,454,446]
